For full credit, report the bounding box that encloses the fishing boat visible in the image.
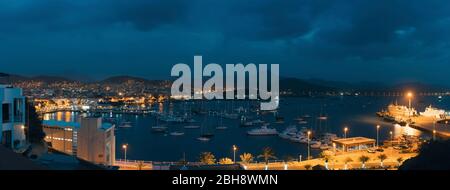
[247,125,278,136]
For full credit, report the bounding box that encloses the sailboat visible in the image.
[216,114,227,130]
[151,115,168,133]
[197,116,213,141]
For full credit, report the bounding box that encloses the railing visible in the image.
[115,159,153,165]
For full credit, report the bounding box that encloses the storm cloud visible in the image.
[1,0,449,84]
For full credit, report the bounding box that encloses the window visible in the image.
[13,98,23,122]
[2,103,10,123]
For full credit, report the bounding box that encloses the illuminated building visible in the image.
[0,85,26,149]
[332,137,376,152]
[43,116,116,166]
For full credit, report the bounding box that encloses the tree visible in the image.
[199,152,216,165]
[219,158,234,165]
[240,153,254,164]
[136,161,144,170]
[304,164,312,170]
[359,155,370,169]
[258,147,277,165]
[26,101,46,144]
[344,157,353,170]
[397,157,404,167]
[378,154,388,167]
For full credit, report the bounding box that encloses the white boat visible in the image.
[320,144,330,150]
[251,119,265,124]
[151,126,168,132]
[279,126,297,139]
[216,126,228,130]
[310,141,322,149]
[420,105,446,119]
[170,131,185,136]
[184,125,201,129]
[247,125,278,136]
[119,121,132,128]
[298,120,308,125]
[197,137,211,142]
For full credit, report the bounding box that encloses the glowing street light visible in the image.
[376,125,380,148]
[122,144,128,163]
[333,143,336,155]
[390,131,393,144]
[433,130,436,141]
[232,145,238,163]
[344,127,349,139]
[407,92,413,117]
[307,131,311,160]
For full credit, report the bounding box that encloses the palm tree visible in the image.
[344,157,353,170]
[397,157,404,167]
[199,152,216,165]
[258,147,277,165]
[240,153,254,164]
[136,161,144,170]
[304,164,312,170]
[219,157,234,165]
[359,155,370,169]
[378,154,388,167]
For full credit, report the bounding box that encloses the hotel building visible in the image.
[0,85,26,149]
[43,116,116,166]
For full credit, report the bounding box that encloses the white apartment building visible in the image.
[0,85,26,149]
[43,116,116,166]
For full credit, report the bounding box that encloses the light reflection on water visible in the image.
[41,96,444,161]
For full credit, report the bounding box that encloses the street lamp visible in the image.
[307,131,311,160]
[407,92,413,117]
[390,131,393,145]
[232,145,237,164]
[376,125,380,148]
[433,130,436,141]
[344,127,349,139]
[333,143,336,155]
[122,144,128,163]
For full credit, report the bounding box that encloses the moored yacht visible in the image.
[170,131,185,136]
[247,125,278,136]
[184,125,201,129]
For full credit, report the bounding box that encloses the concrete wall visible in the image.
[0,86,26,149]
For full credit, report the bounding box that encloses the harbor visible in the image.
[41,95,446,168]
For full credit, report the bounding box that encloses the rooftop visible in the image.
[43,119,114,130]
[332,137,376,146]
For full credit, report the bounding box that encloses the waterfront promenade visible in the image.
[114,147,417,170]
[243,147,417,170]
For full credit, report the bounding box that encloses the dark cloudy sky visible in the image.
[1,0,450,84]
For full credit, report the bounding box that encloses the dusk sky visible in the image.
[1,0,450,84]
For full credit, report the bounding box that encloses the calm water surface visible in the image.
[44,96,448,162]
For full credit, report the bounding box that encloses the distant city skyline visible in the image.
[1,0,450,85]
